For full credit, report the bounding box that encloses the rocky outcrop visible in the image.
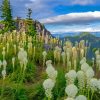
[16,17,52,37]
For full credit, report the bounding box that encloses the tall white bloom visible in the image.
[81,62,89,72]
[75,95,87,100]
[2,60,7,70]
[65,70,77,85]
[90,78,98,91]
[42,51,47,66]
[2,47,6,60]
[12,57,15,69]
[28,42,32,54]
[46,60,52,66]
[65,98,75,100]
[61,52,66,66]
[80,57,86,65]
[86,67,94,78]
[2,69,6,80]
[18,48,28,70]
[97,79,100,90]
[65,84,78,98]
[46,61,57,82]
[6,42,9,53]
[13,44,17,54]
[77,71,85,89]
[43,78,55,98]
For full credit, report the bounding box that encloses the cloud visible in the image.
[0,0,99,19]
[40,11,100,25]
[45,22,100,33]
[24,0,56,19]
[51,27,100,33]
[70,0,94,5]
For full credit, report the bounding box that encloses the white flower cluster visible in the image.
[42,51,47,58]
[65,98,74,100]
[61,52,66,65]
[65,84,78,98]
[81,62,90,72]
[43,78,55,98]
[77,71,85,89]
[18,48,28,70]
[42,51,47,66]
[54,46,61,62]
[75,95,87,100]
[2,47,6,60]
[80,57,99,92]
[0,60,7,80]
[86,67,94,78]
[28,41,33,55]
[65,70,77,85]
[46,60,58,82]
[89,78,98,91]
[43,60,58,99]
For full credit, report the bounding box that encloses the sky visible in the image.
[0,0,100,34]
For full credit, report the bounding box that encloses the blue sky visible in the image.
[0,0,100,34]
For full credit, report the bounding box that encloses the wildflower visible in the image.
[90,78,98,91]
[43,78,55,99]
[97,79,100,90]
[80,57,86,65]
[86,67,94,78]
[65,98,75,100]
[46,60,52,66]
[12,57,15,69]
[42,51,47,66]
[6,42,9,53]
[65,84,78,98]
[2,47,6,60]
[13,44,17,54]
[81,62,89,72]
[18,48,28,70]
[77,71,85,89]
[2,69,6,80]
[61,52,66,66]
[65,70,77,85]
[2,60,7,70]
[46,61,57,82]
[28,42,32,54]
[75,95,87,100]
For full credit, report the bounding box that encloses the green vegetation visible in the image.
[0,0,15,32]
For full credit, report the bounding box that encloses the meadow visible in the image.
[0,31,99,100]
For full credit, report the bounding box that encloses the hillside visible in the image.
[64,33,100,58]
[16,18,52,37]
[0,18,52,37]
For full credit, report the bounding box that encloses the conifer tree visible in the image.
[0,0,15,31]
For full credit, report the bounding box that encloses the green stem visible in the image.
[0,79,4,99]
[88,88,90,100]
[91,90,94,100]
[48,97,51,100]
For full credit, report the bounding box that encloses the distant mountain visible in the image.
[52,32,100,38]
[63,32,100,59]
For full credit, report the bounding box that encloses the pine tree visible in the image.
[0,0,15,31]
[27,21,36,37]
[27,8,32,20]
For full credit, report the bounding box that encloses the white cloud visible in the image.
[52,27,100,33]
[40,11,100,25]
[25,0,55,19]
[45,23,100,33]
[71,0,94,5]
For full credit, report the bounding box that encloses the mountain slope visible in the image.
[64,33,100,58]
